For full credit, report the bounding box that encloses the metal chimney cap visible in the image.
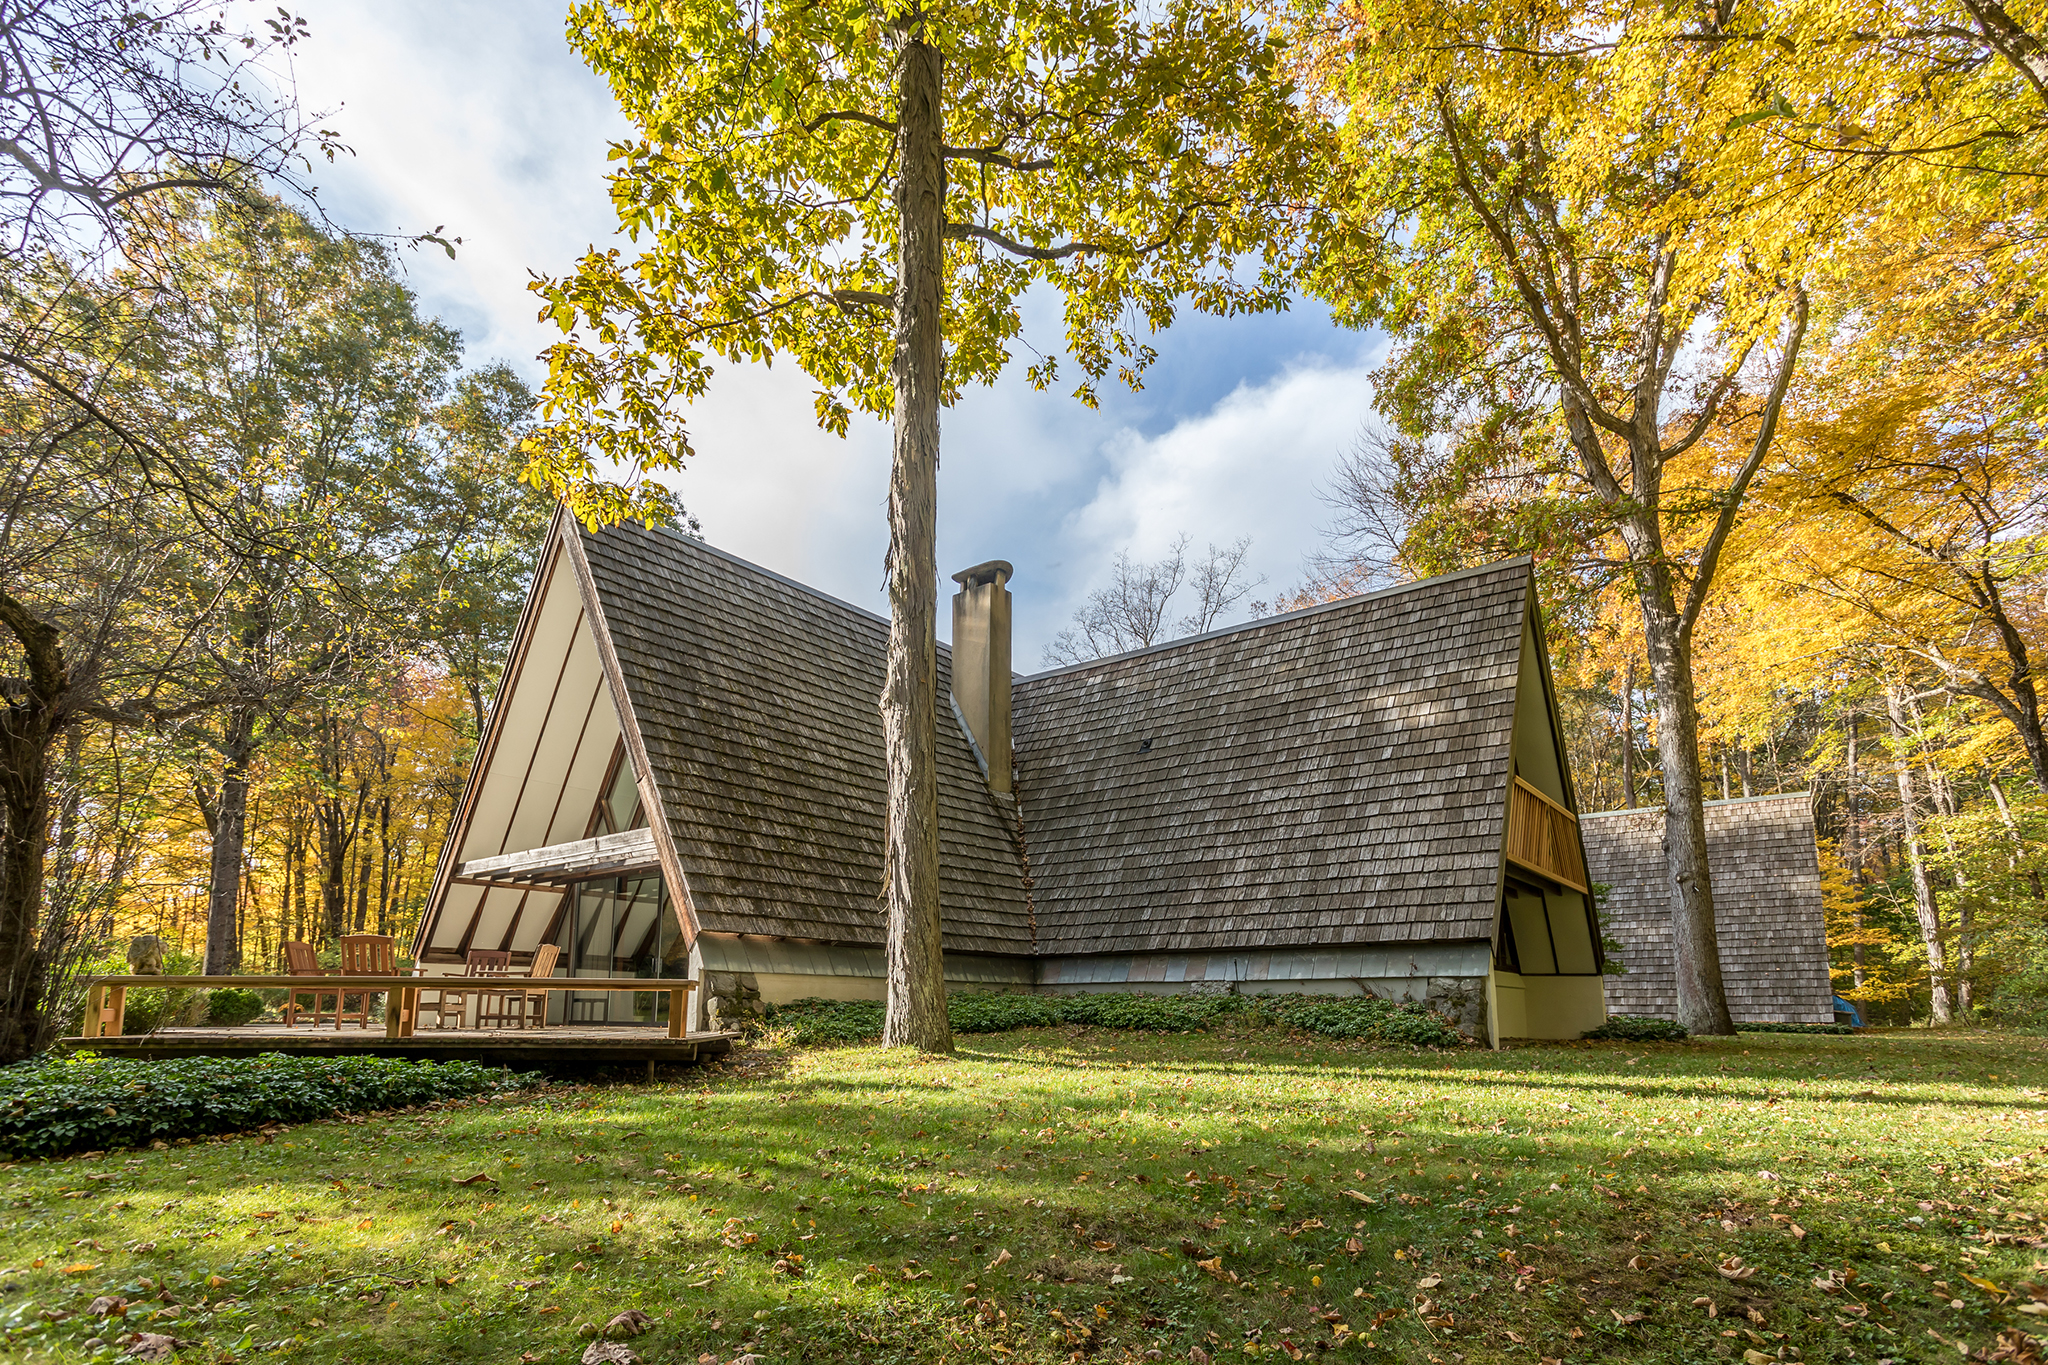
[951,559,1014,588]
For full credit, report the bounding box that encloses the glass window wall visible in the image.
[556,875,686,1024]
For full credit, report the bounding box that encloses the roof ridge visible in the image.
[1018,555,1534,683]
[1580,790,1814,819]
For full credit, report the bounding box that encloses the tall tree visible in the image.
[1291,0,1818,1034]
[525,0,1318,1051]
[124,192,463,974]
[0,0,324,1060]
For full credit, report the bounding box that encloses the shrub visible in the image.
[205,988,267,1027]
[1737,1021,1857,1036]
[1054,992,1240,1033]
[946,993,1062,1033]
[0,1054,543,1159]
[764,990,1468,1048]
[767,998,885,1045]
[1584,1015,1689,1042]
[1246,995,1467,1048]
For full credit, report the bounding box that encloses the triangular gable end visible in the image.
[1487,580,1609,1044]
[412,510,695,969]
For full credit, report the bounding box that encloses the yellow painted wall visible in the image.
[750,973,887,1008]
[1490,970,1606,1040]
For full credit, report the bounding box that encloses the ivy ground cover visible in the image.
[0,1024,2041,1364]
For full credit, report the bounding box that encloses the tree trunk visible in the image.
[0,590,67,1062]
[1621,660,1636,808]
[878,27,953,1055]
[201,706,255,975]
[1886,683,1953,1023]
[1845,711,1865,992]
[0,722,55,1062]
[1634,574,1736,1035]
[377,795,395,938]
[318,795,349,945]
[1984,768,2046,901]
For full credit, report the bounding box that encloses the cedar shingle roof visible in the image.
[577,523,1032,954]
[1010,560,1534,955]
[1581,794,1831,1024]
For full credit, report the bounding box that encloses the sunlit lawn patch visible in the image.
[0,1024,2043,1363]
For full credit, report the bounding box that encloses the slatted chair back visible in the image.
[489,942,564,1030]
[339,934,396,975]
[464,949,513,977]
[281,941,335,1028]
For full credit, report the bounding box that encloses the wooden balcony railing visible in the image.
[1505,777,1589,893]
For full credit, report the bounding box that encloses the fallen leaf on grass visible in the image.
[88,1296,127,1317]
[1963,1273,2011,1299]
[581,1342,640,1365]
[606,1310,655,1338]
[1416,1276,1441,1290]
[1692,1297,1718,1318]
[451,1173,496,1186]
[1340,1189,1377,1204]
[1742,1352,1773,1365]
[985,1249,1011,1271]
[1716,1257,1757,1281]
[123,1333,180,1361]
[1611,1309,1645,1324]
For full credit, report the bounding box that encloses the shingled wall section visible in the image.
[1581,794,1831,1024]
[1013,560,1531,958]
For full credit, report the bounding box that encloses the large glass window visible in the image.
[558,875,685,1024]
[589,746,646,836]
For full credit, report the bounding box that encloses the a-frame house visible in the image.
[414,514,1609,1044]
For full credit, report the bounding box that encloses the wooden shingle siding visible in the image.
[1581,794,1832,1024]
[1013,561,1532,957]
[578,524,1032,954]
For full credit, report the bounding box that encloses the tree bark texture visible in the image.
[1845,712,1866,991]
[0,588,65,1062]
[1886,683,1954,1022]
[878,30,953,1054]
[1638,584,1736,1036]
[202,706,254,975]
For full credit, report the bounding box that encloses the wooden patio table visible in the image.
[76,975,699,1042]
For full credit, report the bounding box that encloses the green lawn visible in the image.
[2,1024,2044,1364]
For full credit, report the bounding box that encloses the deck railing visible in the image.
[76,975,697,1042]
[1505,777,1589,893]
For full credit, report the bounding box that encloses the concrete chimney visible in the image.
[950,559,1014,794]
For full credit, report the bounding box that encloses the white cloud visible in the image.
[1025,353,1386,661]
[282,1,1382,658]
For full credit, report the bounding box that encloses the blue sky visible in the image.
[290,0,1385,664]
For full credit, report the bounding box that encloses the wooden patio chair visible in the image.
[281,941,337,1028]
[429,949,512,1030]
[335,934,396,1030]
[480,943,559,1030]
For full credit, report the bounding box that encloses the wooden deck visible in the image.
[58,1022,735,1069]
